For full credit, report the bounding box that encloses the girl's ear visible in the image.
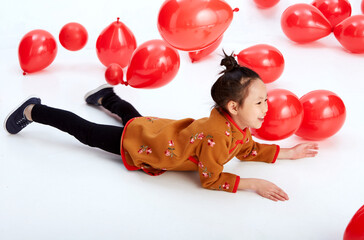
[227,100,238,116]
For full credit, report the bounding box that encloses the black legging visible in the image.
[31,92,141,155]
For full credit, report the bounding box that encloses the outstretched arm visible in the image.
[278,142,319,160]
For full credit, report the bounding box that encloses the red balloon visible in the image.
[250,89,303,141]
[126,40,180,89]
[188,35,223,63]
[96,18,137,68]
[105,63,124,86]
[281,3,332,43]
[362,0,364,14]
[334,15,364,53]
[18,29,57,74]
[157,0,237,51]
[253,0,280,9]
[344,205,364,240]
[237,44,284,84]
[295,90,346,140]
[312,0,351,27]
[59,22,88,51]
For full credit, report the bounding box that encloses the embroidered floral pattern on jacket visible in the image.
[225,121,231,137]
[190,132,205,143]
[221,182,230,190]
[198,161,211,178]
[207,138,215,147]
[225,121,238,143]
[242,145,257,158]
[165,140,176,158]
[211,182,231,191]
[138,145,152,154]
[206,135,215,147]
[146,117,158,123]
[189,132,215,147]
[164,148,176,157]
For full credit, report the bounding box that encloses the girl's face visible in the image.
[229,79,268,130]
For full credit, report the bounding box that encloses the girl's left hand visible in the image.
[288,142,319,160]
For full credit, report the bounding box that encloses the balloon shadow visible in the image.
[255,5,280,19]
[51,62,104,74]
[278,35,364,56]
[289,40,328,49]
[328,45,364,57]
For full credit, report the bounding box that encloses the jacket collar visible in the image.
[214,108,247,137]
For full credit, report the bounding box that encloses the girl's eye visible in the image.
[265,99,268,102]
[257,102,261,105]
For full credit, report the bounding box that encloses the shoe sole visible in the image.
[3,95,39,134]
[84,84,112,105]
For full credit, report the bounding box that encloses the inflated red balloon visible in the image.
[253,0,280,9]
[237,44,284,84]
[158,0,237,51]
[334,15,364,53]
[344,205,364,240]
[281,3,332,43]
[312,0,351,27]
[18,29,57,74]
[96,18,137,68]
[295,90,346,140]
[126,40,180,89]
[59,22,88,51]
[105,63,124,86]
[188,35,223,63]
[250,89,303,141]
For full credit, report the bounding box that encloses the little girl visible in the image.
[4,52,318,201]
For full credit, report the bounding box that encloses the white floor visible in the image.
[1,0,364,239]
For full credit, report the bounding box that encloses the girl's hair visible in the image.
[211,51,261,112]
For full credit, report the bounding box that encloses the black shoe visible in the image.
[4,97,41,134]
[84,84,114,106]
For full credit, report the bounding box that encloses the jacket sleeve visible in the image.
[196,134,240,193]
[236,133,280,164]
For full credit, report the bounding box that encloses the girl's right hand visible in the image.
[239,178,289,201]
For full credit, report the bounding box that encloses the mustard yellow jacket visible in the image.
[121,108,279,193]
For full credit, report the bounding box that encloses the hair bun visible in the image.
[220,51,239,73]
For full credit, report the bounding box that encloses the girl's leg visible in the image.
[31,104,123,155]
[84,85,142,125]
[101,91,142,125]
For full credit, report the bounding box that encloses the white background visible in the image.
[1,0,364,239]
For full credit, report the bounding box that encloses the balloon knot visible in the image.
[117,17,120,23]
[233,8,239,12]
[120,80,128,86]
[23,72,27,76]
